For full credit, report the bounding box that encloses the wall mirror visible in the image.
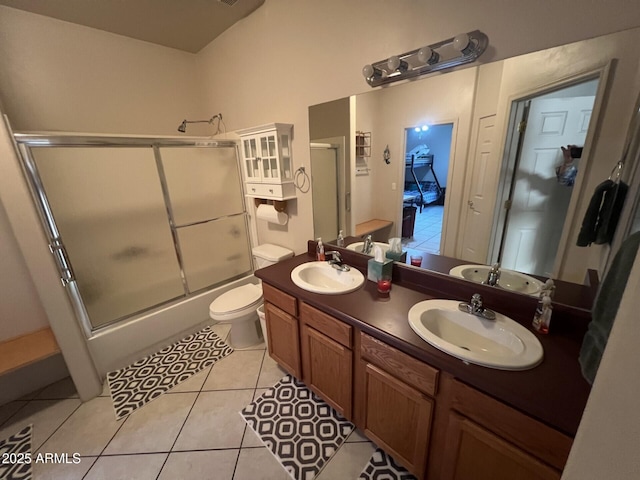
[308,27,640,310]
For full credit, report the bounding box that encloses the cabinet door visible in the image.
[259,133,279,183]
[242,136,261,183]
[301,324,352,419]
[265,302,301,378]
[363,363,432,479]
[440,413,561,480]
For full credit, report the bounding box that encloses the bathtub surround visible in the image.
[241,374,354,480]
[108,326,232,420]
[0,424,32,480]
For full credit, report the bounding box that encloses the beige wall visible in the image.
[2,2,640,475]
[0,6,203,135]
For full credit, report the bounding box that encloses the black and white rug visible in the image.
[359,448,416,480]
[0,424,32,480]
[241,375,354,480]
[108,326,233,420]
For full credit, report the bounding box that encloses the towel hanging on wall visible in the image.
[577,162,628,247]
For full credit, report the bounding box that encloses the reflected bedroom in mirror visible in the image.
[308,26,640,311]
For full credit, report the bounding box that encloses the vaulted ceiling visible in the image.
[0,0,265,53]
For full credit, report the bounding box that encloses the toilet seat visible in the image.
[209,284,263,321]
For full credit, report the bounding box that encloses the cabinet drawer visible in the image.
[300,302,352,348]
[245,182,295,199]
[263,283,297,317]
[361,332,438,397]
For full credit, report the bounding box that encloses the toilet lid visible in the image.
[210,284,263,314]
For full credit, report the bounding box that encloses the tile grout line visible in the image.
[232,348,268,479]
[154,352,217,479]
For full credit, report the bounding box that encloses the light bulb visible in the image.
[387,55,408,73]
[362,64,382,80]
[421,125,429,131]
[414,127,421,133]
[452,33,472,54]
[417,47,439,65]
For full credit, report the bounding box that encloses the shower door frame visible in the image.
[13,133,249,338]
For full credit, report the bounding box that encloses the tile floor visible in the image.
[402,205,444,255]
[0,323,376,480]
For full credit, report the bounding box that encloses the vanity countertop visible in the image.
[256,250,592,437]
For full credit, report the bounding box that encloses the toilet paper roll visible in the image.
[256,203,288,225]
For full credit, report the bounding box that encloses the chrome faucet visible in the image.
[459,293,496,320]
[362,235,374,254]
[484,263,501,287]
[326,251,350,271]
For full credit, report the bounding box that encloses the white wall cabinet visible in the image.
[237,123,295,200]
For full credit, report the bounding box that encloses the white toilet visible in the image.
[209,243,294,349]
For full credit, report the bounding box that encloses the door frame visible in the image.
[487,64,612,277]
[310,140,342,239]
[397,118,459,254]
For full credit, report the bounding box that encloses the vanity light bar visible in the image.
[362,30,489,88]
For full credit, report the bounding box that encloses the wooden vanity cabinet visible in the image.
[260,283,574,480]
[357,333,438,479]
[299,302,353,419]
[263,284,301,378]
[436,378,571,480]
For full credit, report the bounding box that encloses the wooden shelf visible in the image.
[0,327,60,376]
[355,219,393,237]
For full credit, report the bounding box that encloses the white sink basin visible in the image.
[291,261,365,294]
[346,242,390,256]
[408,299,543,370]
[449,265,544,296]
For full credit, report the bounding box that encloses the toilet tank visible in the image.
[252,243,294,269]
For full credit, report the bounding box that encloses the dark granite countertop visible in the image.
[256,248,592,437]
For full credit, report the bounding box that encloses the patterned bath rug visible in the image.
[241,374,354,480]
[108,326,233,420]
[0,424,32,480]
[359,448,417,480]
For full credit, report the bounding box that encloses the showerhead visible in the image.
[177,114,224,134]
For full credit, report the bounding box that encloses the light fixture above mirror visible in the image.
[362,30,489,87]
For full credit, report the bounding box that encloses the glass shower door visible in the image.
[159,146,251,292]
[32,147,185,328]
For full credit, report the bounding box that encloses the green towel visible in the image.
[579,231,640,384]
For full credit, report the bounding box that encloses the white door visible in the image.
[500,95,595,276]
[460,115,497,262]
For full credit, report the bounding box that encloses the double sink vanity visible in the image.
[256,239,593,479]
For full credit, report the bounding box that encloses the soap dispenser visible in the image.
[337,230,345,247]
[532,294,552,334]
[316,238,325,261]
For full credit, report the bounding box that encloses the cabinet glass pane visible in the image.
[270,158,279,179]
[160,147,243,225]
[267,136,277,156]
[262,156,271,179]
[32,147,184,328]
[281,156,292,180]
[280,134,290,157]
[177,215,251,292]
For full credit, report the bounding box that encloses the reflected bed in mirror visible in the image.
[310,27,640,299]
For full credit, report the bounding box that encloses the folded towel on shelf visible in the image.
[579,231,640,384]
